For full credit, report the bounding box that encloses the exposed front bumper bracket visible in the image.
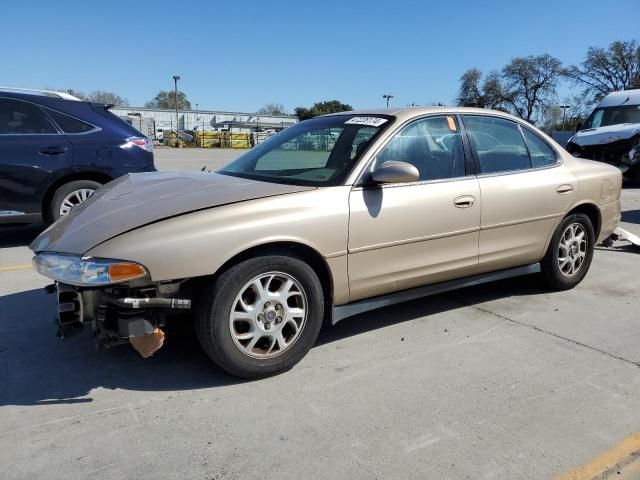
[55,283,84,339]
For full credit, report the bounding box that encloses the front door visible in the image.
[348,115,481,302]
[0,97,73,218]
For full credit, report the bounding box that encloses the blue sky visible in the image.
[2,0,639,112]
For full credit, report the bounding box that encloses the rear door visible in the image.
[461,114,577,272]
[0,97,73,217]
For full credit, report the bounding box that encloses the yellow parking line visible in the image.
[0,263,32,272]
[554,432,640,480]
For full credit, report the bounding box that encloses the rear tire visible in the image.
[49,180,102,222]
[196,254,324,379]
[540,213,595,290]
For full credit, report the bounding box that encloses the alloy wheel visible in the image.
[558,222,588,277]
[59,188,95,217]
[228,271,308,359]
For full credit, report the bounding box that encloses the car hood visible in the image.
[30,171,314,255]
[571,123,640,147]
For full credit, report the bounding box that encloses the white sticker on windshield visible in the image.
[345,117,388,127]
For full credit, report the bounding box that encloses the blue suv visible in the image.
[0,88,155,224]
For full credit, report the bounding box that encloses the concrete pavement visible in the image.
[1,148,639,480]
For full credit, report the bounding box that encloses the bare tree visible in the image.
[501,54,563,122]
[456,69,508,110]
[541,95,591,131]
[456,68,484,107]
[482,71,509,110]
[564,40,640,104]
[43,87,88,100]
[88,90,128,106]
[257,103,286,115]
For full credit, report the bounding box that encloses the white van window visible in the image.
[590,109,604,128]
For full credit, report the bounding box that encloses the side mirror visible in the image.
[575,122,582,132]
[371,160,419,184]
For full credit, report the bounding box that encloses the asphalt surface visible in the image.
[1,148,639,480]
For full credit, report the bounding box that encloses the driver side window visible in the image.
[376,115,466,181]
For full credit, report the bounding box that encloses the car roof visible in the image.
[0,86,82,101]
[0,89,103,115]
[0,89,141,137]
[596,89,640,108]
[324,106,528,124]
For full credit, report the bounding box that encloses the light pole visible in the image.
[173,75,181,147]
[383,94,394,108]
[559,104,571,131]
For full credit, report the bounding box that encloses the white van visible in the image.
[566,89,640,184]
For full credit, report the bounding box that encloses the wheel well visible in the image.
[41,172,112,222]
[568,203,601,239]
[215,242,334,318]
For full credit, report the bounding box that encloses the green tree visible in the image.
[88,90,128,106]
[564,39,640,104]
[294,100,353,120]
[145,90,191,109]
[257,103,287,115]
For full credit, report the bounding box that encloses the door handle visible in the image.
[556,184,574,194]
[39,146,67,156]
[454,195,475,208]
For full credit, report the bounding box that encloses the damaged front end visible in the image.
[51,281,191,357]
[567,128,640,183]
[35,253,191,358]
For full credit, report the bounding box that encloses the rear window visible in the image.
[45,109,95,133]
[90,104,141,135]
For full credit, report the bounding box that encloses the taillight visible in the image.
[121,136,153,153]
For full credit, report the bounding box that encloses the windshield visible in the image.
[219,114,392,186]
[582,105,640,129]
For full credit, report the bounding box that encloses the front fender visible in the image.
[85,187,351,283]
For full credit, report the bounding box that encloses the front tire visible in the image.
[196,254,324,379]
[540,213,595,290]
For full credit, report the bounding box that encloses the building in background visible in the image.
[110,106,298,142]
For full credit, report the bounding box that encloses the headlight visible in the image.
[33,253,148,286]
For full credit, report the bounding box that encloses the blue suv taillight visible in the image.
[121,136,153,153]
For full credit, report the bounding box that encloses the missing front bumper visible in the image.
[50,282,191,357]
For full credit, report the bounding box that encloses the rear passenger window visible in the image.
[521,128,557,167]
[45,109,95,133]
[0,98,56,134]
[376,115,466,181]
[463,116,531,174]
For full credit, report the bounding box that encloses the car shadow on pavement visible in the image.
[0,288,245,407]
[317,275,543,346]
[0,275,545,406]
[0,225,45,248]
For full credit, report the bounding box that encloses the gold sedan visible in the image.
[32,107,622,378]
